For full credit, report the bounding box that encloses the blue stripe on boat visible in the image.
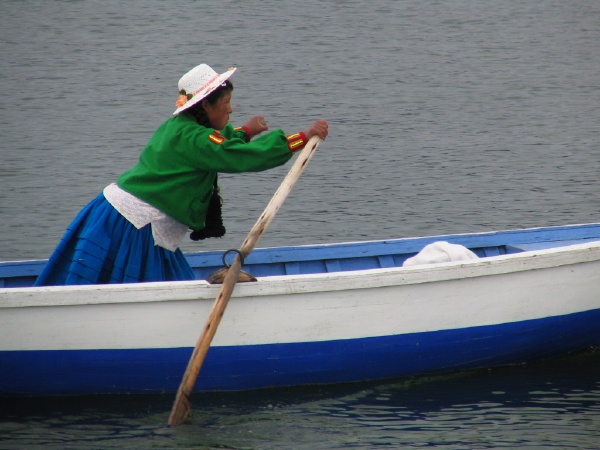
[2,308,599,396]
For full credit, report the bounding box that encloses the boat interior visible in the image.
[2,225,599,289]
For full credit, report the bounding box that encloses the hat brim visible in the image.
[173,67,236,115]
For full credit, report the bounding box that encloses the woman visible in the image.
[35,63,329,286]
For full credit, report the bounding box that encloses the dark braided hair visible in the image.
[187,80,233,241]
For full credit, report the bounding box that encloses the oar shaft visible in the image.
[240,136,321,256]
[168,136,322,426]
[168,256,242,425]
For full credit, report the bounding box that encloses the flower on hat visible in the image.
[175,90,193,108]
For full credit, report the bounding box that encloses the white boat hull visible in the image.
[1,226,599,396]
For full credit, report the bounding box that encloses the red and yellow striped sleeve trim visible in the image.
[208,130,225,145]
[234,126,252,141]
[286,132,307,153]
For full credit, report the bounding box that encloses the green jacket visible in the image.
[117,113,293,229]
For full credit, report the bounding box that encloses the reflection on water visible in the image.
[2,348,599,449]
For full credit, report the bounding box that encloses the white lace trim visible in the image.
[103,183,188,252]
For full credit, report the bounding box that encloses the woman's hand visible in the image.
[303,120,329,141]
[243,116,269,137]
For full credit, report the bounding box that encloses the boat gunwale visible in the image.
[2,240,599,309]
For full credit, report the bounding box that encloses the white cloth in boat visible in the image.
[103,183,188,252]
[402,241,479,267]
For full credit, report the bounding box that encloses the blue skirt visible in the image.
[34,194,195,286]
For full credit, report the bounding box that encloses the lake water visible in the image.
[1,0,599,448]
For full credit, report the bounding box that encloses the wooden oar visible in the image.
[168,136,322,426]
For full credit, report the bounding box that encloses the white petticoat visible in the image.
[103,183,188,252]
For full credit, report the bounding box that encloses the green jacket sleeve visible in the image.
[175,117,293,173]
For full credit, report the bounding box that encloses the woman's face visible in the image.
[203,91,233,130]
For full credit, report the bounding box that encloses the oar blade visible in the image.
[168,390,191,426]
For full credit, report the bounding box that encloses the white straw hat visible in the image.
[173,64,236,115]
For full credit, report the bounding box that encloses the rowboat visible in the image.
[1,223,599,397]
